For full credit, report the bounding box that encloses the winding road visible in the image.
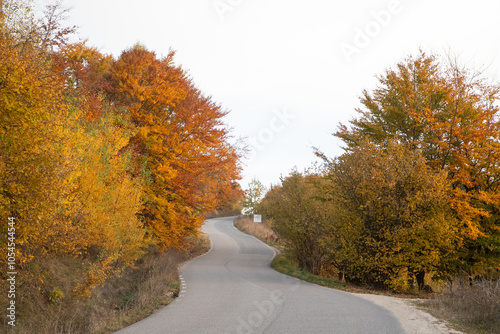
[116,217,405,333]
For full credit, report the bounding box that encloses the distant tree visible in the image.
[243,178,266,215]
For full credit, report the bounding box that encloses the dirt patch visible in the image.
[354,293,462,334]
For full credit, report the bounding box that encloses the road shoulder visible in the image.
[353,293,462,334]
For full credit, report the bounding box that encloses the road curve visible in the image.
[116,217,405,334]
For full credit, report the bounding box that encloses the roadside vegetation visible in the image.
[242,51,500,333]
[235,216,415,295]
[237,212,500,333]
[233,215,282,248]
[235,216,387,294]
[0,1,240,332]
[422,275,500,334]
[10,236,210,334]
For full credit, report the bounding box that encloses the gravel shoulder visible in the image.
[353,293,463,334]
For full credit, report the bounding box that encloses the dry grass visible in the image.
[233,215,283,247]
[206,208,242,219]
[422,276,500,334]
[2,235,210,334]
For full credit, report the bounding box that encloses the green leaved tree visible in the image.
[243,178,266,215]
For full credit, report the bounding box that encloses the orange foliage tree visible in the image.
[106,45,242,249]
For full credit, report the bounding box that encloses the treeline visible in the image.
[0,0,242,303]
[259,51,500,291]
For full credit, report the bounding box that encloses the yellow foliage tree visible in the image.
[336,51,500,275]
[321,140,458,291]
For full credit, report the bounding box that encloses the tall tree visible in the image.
[0,0,75,264]
[107,45,242,249]
[336,51,500,275]
[1,1,150,301]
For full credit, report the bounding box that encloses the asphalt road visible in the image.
[116,217,405,334]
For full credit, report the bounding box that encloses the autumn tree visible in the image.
[53,106,148,295]
[56,41,113,121]
[107,45,242,249]
[319,140,458,290]
[0,0,76,265]
[1,0,242,304]
[1,1,148,297]
[259,169,334,274]
[210,180,244,217]
[336,51,500,276]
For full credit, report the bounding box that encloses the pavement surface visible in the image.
[115,217,406,334]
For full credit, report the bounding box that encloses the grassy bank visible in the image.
[234,216,353,292]
[5,235,210,334]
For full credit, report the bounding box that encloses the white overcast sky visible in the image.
[60,0,500,190]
